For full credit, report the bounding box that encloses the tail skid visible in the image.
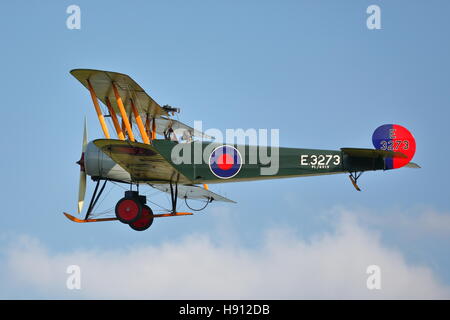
[348,172,362,191]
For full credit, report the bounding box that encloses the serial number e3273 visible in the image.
[299,154,341,169]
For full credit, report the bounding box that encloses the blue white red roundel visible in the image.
[209,145,242,179]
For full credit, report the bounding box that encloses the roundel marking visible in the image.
[208,145,242,179]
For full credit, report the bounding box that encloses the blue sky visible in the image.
[0,0,449,299]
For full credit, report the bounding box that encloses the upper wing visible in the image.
[71,69,169,119]
[149,184,236,203]
[71,69,212,141]
[93,139,192,184]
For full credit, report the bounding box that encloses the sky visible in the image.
[0,0,450,299]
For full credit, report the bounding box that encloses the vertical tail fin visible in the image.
[372,124,416,169]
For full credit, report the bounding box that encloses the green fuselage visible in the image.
[151,140,386,184]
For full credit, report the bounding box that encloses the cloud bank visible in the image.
[2,210,450,299]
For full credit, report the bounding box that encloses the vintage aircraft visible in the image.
[63,69,420,231]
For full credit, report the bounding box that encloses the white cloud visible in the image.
[2,210,450,299]
[338,206,450,239]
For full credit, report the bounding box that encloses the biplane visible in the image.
[63,69,420,231]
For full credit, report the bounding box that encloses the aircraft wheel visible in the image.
[129,205,154,231]
[115,197,142,224]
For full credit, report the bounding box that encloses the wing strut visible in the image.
[130,99,150,144]
[105,97,125,140]
[151,117,157,140]
[169,180,179,213]
[145,114,151,141]
[144,114,157,141]
[87,79,110,139]
[112,82,135,141]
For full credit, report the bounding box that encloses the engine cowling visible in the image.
[84,141,131,182]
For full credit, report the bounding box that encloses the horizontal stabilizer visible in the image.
[404,162,421,168]
[149,184,236,203]
[341,148,408,159]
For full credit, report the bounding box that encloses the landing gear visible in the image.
[64,179,192,231]
[129,205,154,231]
[115,191,143,224]
[124,180,178,231]
[115,190,155,231]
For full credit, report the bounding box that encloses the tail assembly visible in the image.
[342,124,419,191]
[372,124,419,169]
